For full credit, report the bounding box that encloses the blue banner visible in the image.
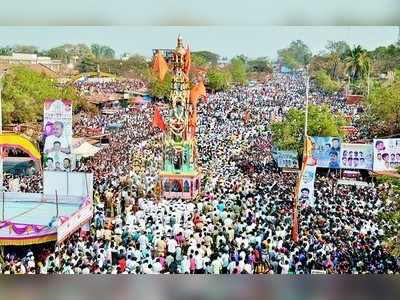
[274,150,299,169]
[310,136,341,169]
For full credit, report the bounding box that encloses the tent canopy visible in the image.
[72,142,101,157]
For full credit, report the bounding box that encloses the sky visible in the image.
[0,0,399,26]
[0,26,398,59]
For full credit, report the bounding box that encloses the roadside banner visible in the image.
[57,197,93,244]
[298,160,317,206]
[43,99,74,171]
[340,143,373,170]
[310,136,341,169]
[373,139,400,171]
[274,150,299,169]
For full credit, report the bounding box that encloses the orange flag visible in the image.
[152,107,166,131]
[190,81,206,105]
[189,111,198,129]
[183,46,191,75]
[152,51,169,81]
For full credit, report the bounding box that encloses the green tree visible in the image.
[0,46,12,56]
[326,40,351,60]
[271,104,347,153]
[370,44,400,74]
[191,53,208,67]
[376,174,400,257]
[345,45,371,81]
[12,45,39,54]
[148,72,172,99]
[1,66,83,124]
[46,46,71,63]
[77,57,98,73]
[191,51,220,66]
[278,40,312,70]
[105,55,150,79]
[206,68,231,91]
[229,56,248,85]
[314,70,342,93]
[90,44,116,60]
[365,80,400,135]
[247,57,273,73]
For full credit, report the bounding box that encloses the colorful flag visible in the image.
[152,51,169,81]
[183,46,191,76]
[190,81,207,105]
[152,107,166,131]
[188,110,198,137]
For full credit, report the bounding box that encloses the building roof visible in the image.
[86,93,122,104]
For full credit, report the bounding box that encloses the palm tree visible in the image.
[344,45,371,81]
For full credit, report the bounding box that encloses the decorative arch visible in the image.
[0,133,41,161]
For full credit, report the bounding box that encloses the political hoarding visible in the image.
[298,162,317,206]
[57,197,93,244]
[310,136,341,169]
[43,100,74,172]
[274,150,299,169]
[340,143,373,170]
[373,139,400,172]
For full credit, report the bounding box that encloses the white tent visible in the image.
[73,142,101,158]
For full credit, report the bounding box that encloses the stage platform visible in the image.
[0,193,84,246]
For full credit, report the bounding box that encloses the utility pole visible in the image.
[304,71,310,138]
[0,71,5,192]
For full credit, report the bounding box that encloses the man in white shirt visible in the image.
[167,237,178,255]
[211,257,223,274]
[194,251,204,274]
[44,121,71,155]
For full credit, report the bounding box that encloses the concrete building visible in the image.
[0,53,63,73]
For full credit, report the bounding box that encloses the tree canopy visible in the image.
[345,45,371,81]
[148,72,172,99]
[191,51,220,66]
[369,44,400,75]
[278,40,312,70]
[90,44,116,60]
[12,45,40,54]
[229,56,248,85]
[363,80,400,135]
[247,57,273,73]
[206,68,231,92]
[326,40,351,59]
[1,66,85,124]
[271,104,347,153]
[314,70,342,93]
[0,46,12,56]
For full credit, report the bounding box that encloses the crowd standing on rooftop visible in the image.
[1,72,399,274]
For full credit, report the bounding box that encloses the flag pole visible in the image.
[304,70,310,140]
[292,69,310,242]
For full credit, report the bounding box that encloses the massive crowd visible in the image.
[1,72,399,274]
[74,79,146,96]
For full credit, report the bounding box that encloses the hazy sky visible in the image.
[0,1,399,26]
[0,26,398,59]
